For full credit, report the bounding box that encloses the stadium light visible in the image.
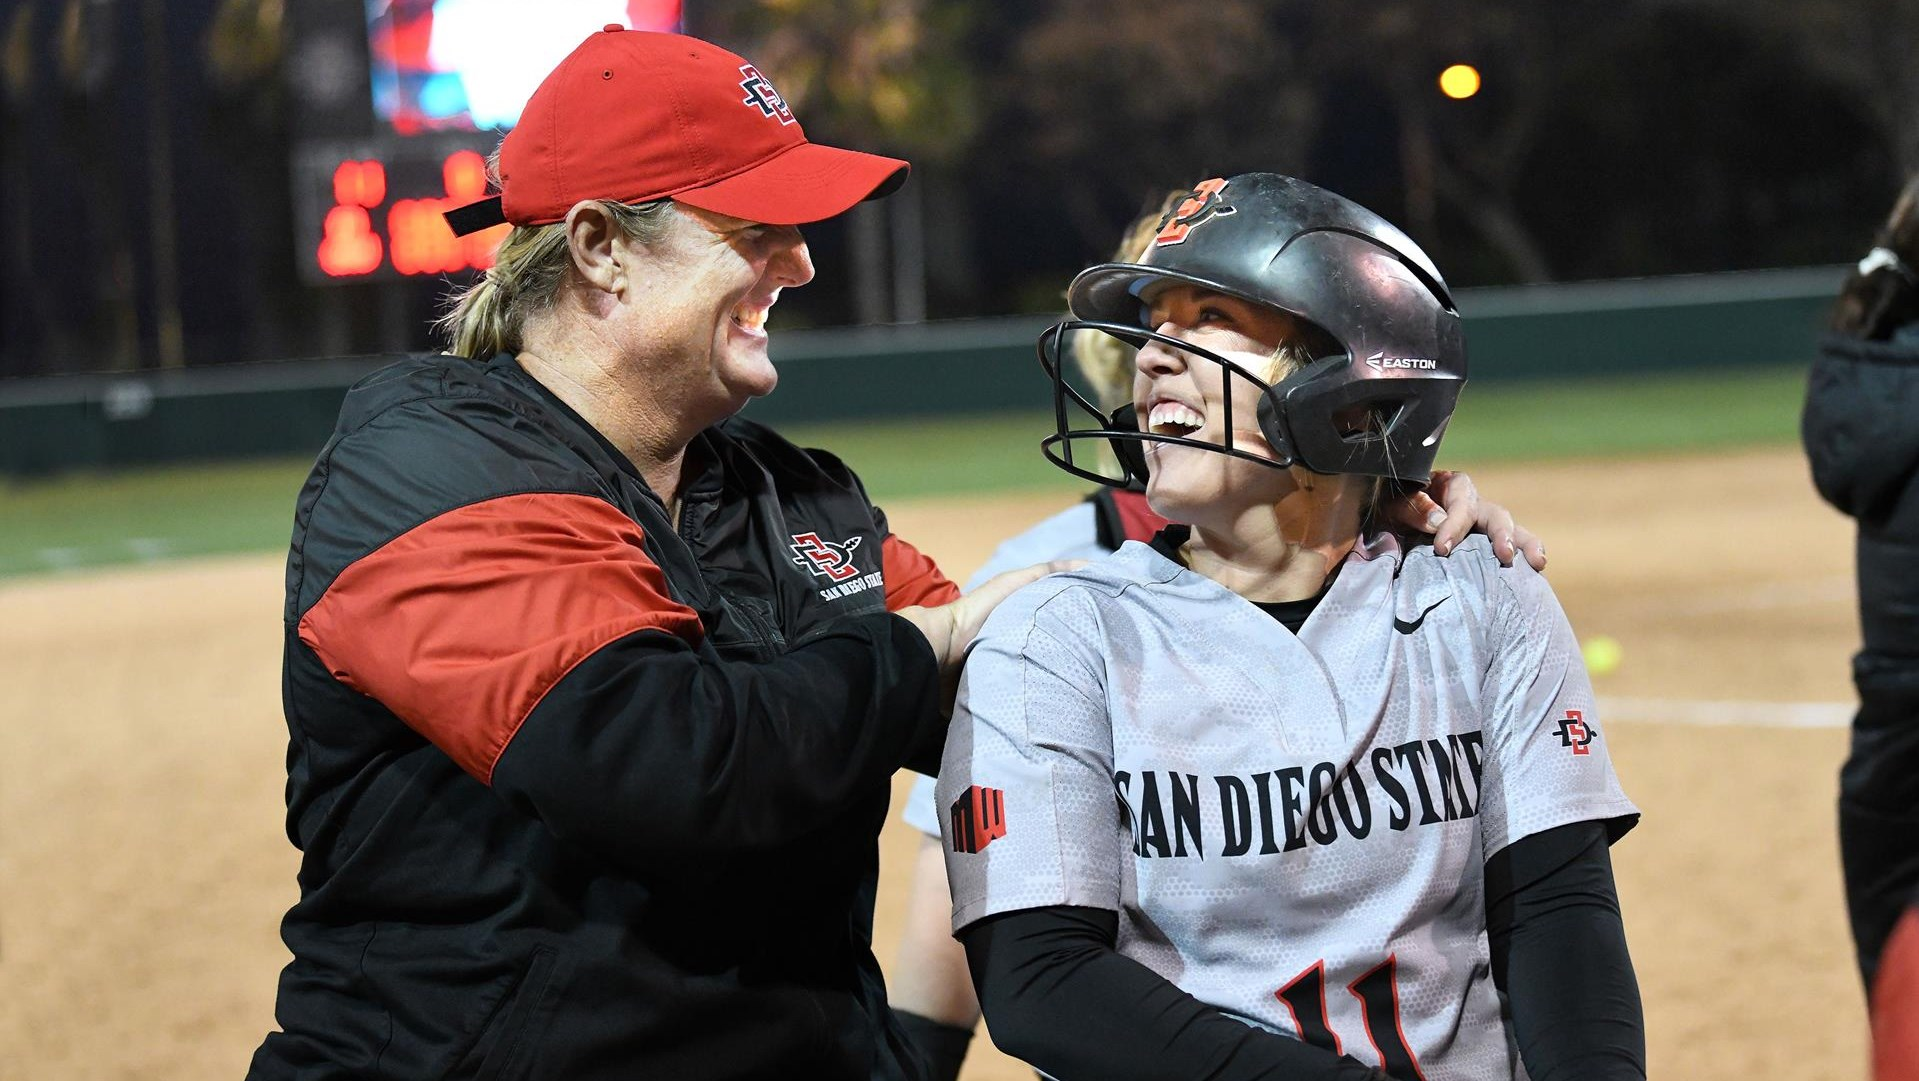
[1438,64,1481,100]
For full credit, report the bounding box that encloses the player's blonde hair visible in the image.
[1259,329,1396,524]
[437,153,676,359]
[1074,188,1193,411]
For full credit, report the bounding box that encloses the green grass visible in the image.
[1439,365,1808,463]
[780,411,1083,499]
[0,366,1807,580]
[0,458,313,578]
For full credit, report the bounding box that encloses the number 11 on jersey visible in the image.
[1275,955,1428,1080]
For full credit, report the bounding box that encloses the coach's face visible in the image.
[616,203,815,432]
[1133,284,1303,523]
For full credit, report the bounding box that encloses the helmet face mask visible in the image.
[1038,318,1292,487]
[1038,173,1466,488]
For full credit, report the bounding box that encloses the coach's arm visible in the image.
[297,485,946,865]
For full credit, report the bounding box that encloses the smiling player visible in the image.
[937,173,1645,1081]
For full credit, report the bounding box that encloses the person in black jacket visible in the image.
[251,28,1546,1081]
[1803,173,1919,1081]
[247,28,1051,1081]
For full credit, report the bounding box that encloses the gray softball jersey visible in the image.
[904,500,1109,838]
[937,532,1637,1080]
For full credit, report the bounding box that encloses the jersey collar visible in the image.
[1149,523,1402,570]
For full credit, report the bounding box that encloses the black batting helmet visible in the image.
[1038,172,1465,485]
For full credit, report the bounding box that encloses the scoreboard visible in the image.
[286,0,682,284]
[293,134,509,281]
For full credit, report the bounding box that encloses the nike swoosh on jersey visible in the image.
[1393,596,1450,634]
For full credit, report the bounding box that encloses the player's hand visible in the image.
[896,560,1084,677]
[1386,470,1546,571]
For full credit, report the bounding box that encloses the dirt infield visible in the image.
[0,446,1867,1080]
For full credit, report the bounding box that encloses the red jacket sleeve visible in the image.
[883,533,961,610]
[298,492,945,858]
[298,493,703,784]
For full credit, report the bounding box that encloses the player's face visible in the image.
[620,204,814,427]
[1132,284,1305,523]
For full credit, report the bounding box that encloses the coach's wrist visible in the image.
[894,604,958,671]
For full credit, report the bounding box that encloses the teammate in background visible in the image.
[937,174,1643,1080]
[1802,173,1919,1081]
[891,189,1548,1079]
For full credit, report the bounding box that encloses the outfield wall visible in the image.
[0,266,1841,476]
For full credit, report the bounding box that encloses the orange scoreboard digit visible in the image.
[300,142,509,282]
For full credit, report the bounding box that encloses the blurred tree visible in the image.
[1309,0,1564,282]
[57,0,143,369]
[999,0,1890,289]
[206,0,281,87]
[699,0,976,163]
[692,0,980,323]
[1671,0,1919,177]
[0,5,30,105]
[1000,0,1313,257]
[1,2,50,371]
[1515,5,1890,279]
[998,0,1560,282]
[203,0,295,361]
[646,0,1902,314]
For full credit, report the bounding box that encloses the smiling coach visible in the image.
[246,28,1043,1081]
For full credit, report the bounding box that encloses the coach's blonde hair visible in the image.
[437,154,676,358]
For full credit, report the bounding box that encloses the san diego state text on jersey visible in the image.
[1115,731,1486,860]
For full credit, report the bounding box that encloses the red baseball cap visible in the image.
[445,27,908,236]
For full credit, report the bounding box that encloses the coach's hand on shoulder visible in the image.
[1387,470,1547,571]
[896,560,1084,675]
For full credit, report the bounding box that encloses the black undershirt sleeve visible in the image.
[1484,819,1646,1080]
[960,822,1643,1081]
[960,906,1390,1081]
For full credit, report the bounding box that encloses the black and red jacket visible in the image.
[249,353,960,1081]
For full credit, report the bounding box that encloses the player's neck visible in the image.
[1180,488,1362,602]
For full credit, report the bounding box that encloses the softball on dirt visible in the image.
[1582,635,1623,676]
